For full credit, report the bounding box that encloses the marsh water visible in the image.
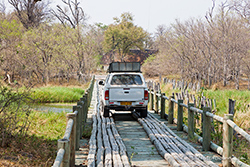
[33,103,74,113]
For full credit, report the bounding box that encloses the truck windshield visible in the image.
[111,74,143,85]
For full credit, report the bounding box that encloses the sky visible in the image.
[52,0,225,33]
[4,0,224,34]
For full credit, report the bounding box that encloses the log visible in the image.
[109,118,130,166]
[137,117,180,167]
[107,127,123,167]
[88,114,97,167]
[148,116,206,166]
[102,119,112,167]
[147,118,192,166]
[148,113,218,167]
[96,113,104,167]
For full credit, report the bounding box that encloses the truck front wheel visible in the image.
[140,107,148,118]
[103,107,109,117]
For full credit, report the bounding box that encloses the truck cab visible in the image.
[99,62,148,117]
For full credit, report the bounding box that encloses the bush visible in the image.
[0,86,33,147]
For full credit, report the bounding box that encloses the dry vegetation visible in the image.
[143,0,250,91]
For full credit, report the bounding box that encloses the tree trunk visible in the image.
[223,57,228,87]
[235,70,239,90]
[248,76,250,91]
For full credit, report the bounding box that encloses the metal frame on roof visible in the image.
[108,62,141,73]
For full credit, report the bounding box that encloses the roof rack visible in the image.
[108,62,141,73]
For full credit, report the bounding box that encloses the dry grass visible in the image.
[0,111,66,167]
[235,108,250,130]
[0,135,58,167]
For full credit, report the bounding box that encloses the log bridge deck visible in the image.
[75,83,222,167]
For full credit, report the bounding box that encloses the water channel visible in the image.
[33,103,74,113]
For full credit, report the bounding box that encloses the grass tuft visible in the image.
[31,86,85,103]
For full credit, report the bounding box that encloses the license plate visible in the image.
[121,102,132,105]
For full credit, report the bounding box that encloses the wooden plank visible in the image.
[115,118,170,167]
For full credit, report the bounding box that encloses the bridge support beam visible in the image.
[177,99,183,131]
[66,113,76,167]
[149,89,153,111]
[57,138,70,167]
[188,103,195,140]
[160,93,165,119]
[168,96,174,124]
[223,114,234,167]
[202,107,211,151]
[154,91,158,113]
[73,106,80,151]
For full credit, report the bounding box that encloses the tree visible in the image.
[103,12,149,62]
[8,0,50,29]
[21,24,56,84]
[82,25,105,75]
[0,18,24,83]
[51,0,87,29]
[146,0,250,90]
[51,0,90,82]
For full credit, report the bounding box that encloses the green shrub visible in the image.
[0,86,32,147]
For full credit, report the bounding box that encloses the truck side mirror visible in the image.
[99,80,104,85]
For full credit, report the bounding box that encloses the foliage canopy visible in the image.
[103,12,148,62]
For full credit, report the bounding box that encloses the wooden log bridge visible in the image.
[53,76,250,167]
[87,81,130,167]
[83,82,220,167]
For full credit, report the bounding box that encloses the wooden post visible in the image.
[66,113,76,167]
[83,95,88,123]
[149,89,154,111]
[82,95,87,123]
[223,114,234,167]
[77,101,83,126]
[177,99,183,131]
[202,107,211,151]
[228,99,235,115]
[188,103,195,140]
[73,106,80,150]
[80,97,85,122]
[154,91,158,113]
[77,103,83,138]
[148,89,150,109]
[88,88,92,107]
[85,91,89,110]
[161,93,166,119]
[85,91,89,107]
[85,89,91,107]
[168,96,174,124]
[57,138,70,167]
[156,91,159,113]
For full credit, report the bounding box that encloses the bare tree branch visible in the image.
[8,0,51,29]
[0,0,6,14]
[51,0,87,29]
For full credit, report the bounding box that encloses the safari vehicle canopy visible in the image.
[108,62,141,73]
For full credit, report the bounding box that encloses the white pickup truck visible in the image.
[99,62,148,117]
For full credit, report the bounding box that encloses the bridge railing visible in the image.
[148,83,250,167]
[52,76,95,167]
